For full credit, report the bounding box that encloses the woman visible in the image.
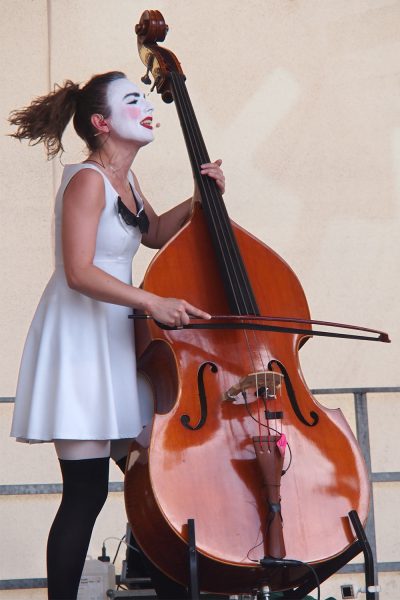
[9,71,225,599]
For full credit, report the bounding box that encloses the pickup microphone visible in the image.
[260,557,303,567]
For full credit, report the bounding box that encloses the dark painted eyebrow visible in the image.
[123,92,141,100]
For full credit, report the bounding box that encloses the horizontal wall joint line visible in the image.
[0,579,47,590]
[2,387,400,404]
[2,562,400,590]
[0,482,123,495]
[311,387,400,395]
[333,561,400,574]
[371,472,400,482]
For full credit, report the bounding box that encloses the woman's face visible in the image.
[106,78,154,145]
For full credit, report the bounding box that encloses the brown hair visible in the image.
[8,71,126,159]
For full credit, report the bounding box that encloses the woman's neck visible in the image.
[87,141,139,183]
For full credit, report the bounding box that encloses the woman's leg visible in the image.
[46,440,110,600]
[112,442,188,600]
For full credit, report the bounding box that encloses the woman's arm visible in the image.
[139,159,225,249]
[62,169,210,327]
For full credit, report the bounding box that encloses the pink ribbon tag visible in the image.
[277,433,287,457]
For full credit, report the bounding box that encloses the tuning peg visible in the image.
[141,56,155,86]
[141,70,152,85]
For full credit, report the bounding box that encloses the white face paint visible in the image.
[106,78,154,145]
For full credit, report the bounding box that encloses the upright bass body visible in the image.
[125,204,369,593]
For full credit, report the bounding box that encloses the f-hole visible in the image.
[180,361,218,431]
[268,359,319,427]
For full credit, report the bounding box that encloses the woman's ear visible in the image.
[91,113,109,136]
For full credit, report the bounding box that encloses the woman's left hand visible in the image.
[201,159,225,194]
[193,159,225,204]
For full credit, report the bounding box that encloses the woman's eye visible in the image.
[127,100,138,105]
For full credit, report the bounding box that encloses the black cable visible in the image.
[112,534,125,565]
[260,558,320,600]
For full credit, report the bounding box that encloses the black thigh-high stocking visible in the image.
[115,456,188,600]
[47,457,109,600]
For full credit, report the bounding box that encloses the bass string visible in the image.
[171,73,282,440]
[173,74,284,441]
[171,74,260,370]
[172,73,254,313]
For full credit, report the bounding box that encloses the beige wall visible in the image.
[1,1,399,598]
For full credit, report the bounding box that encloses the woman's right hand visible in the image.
[146,296,211,328]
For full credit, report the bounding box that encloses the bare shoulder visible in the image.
[63,166,105,211]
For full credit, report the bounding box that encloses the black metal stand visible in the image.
[186,511,379,600]
[188,518,200,600]
[117,510,377,599]
[270,510,379,599]
[348,510,377,600]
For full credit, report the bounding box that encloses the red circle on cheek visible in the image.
[126,106,141,119]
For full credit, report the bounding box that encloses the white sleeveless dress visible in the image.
[11,163,152,443]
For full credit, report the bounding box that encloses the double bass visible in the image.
[125,10,389,595]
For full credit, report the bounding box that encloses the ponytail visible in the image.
[9,71,126,159]
[9,80,80,159]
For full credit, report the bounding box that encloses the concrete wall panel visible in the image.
[1,1,399,598]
